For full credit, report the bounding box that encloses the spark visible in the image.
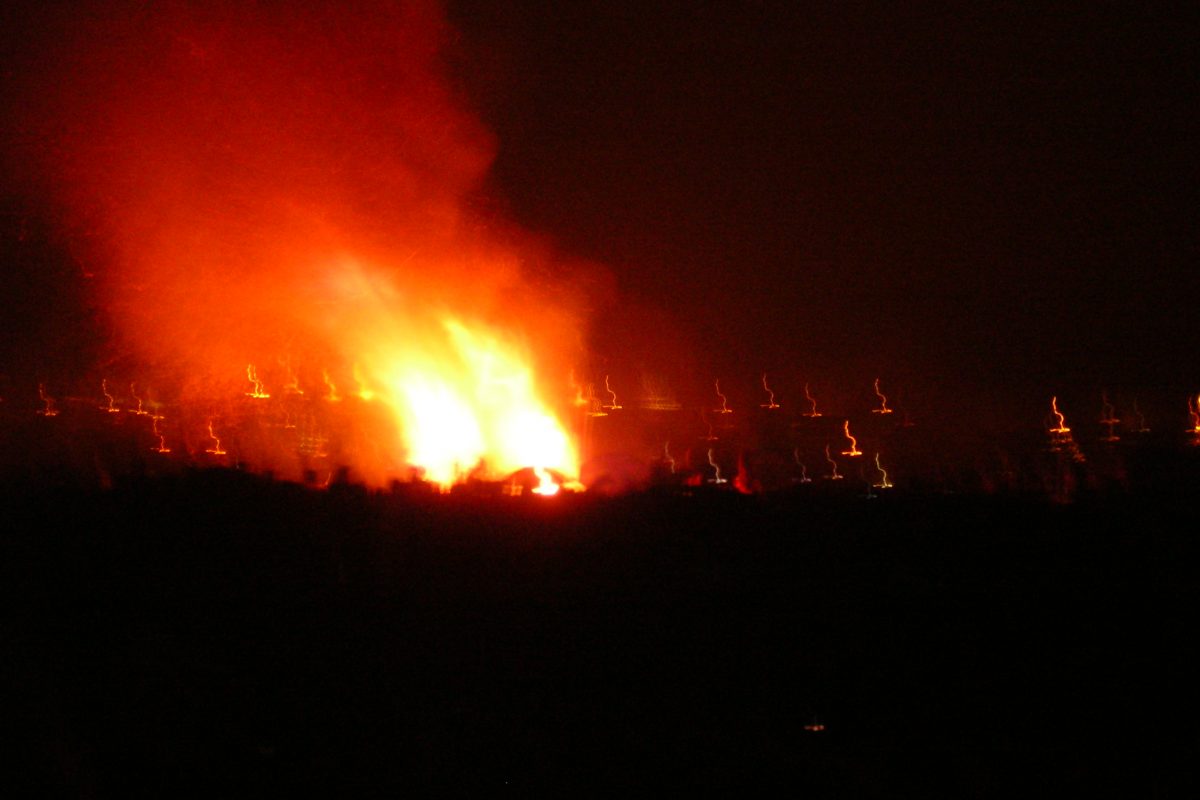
[100,379,119,413]
[841,420,862,457]
[602,375,623,411]
[803,382,822,417]
[245,364,270,399]
[823,445,842,480]
[1049,396,1070,434]
[760,373,780,409]
[129,382,148,415]
[872,378,892,414]
[713,379,732,414]
[873,452,893,489]
[664,441,676,474]
[37,383,58,417]
[205,419,227,456]
[707,448,727,484]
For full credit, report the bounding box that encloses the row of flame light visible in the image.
[30,370,1200,493]
[585,375,898,489]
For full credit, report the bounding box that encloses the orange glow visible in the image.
[29,4,586,491]
[37,383,58,417]
[664,441,676,474]
[793,448,812,483]
[803,382,822,417]
[841,420,863,457]
[872,378,893,414]
[824,445,842,480]
[1100,390,1119,442]
[760,373,780,409]
[714,379,732,414]
[1188,395,1200,434]
[1049,396,1070,434]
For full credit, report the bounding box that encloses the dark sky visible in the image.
[2,1,1198,426]
[446,1,1199,413]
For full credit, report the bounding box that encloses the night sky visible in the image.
[447,1,1199,414]
[2,1,1198,428]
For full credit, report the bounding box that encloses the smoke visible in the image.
[4,1,589,481]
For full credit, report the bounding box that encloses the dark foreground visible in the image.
[4,472,1198,795]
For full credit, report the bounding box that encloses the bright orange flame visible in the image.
[129,382,148,415]
[151,415,171,453]
[841,420,862,456]
[872,378,892,414]
[1049,396,1070,434]
[531,467,560,496]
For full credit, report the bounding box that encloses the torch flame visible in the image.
[205,419,227,456]
[707,447,727,484]
[101,379,119,413]
[37,383,58,417]
[602,375,623,411]
[531,467,560,496]
[873,452,893,489]
[245,364,270,399]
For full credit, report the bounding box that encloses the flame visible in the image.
[803,382,822,417]
[1049,396,1070,434]
[841,420,862,456]
[872,378,892,414]
[22,3,586,491]
[1189,395,1200,434]
[760,373,780,409]
[531,467,560,496]
[664,441,676,474]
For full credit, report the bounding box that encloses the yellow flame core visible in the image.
[369,318,577,488]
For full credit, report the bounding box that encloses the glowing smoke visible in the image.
[10,1,587,484]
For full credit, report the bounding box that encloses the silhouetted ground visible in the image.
[4,469,1199,795]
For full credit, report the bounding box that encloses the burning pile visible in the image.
[12,1,583,488]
